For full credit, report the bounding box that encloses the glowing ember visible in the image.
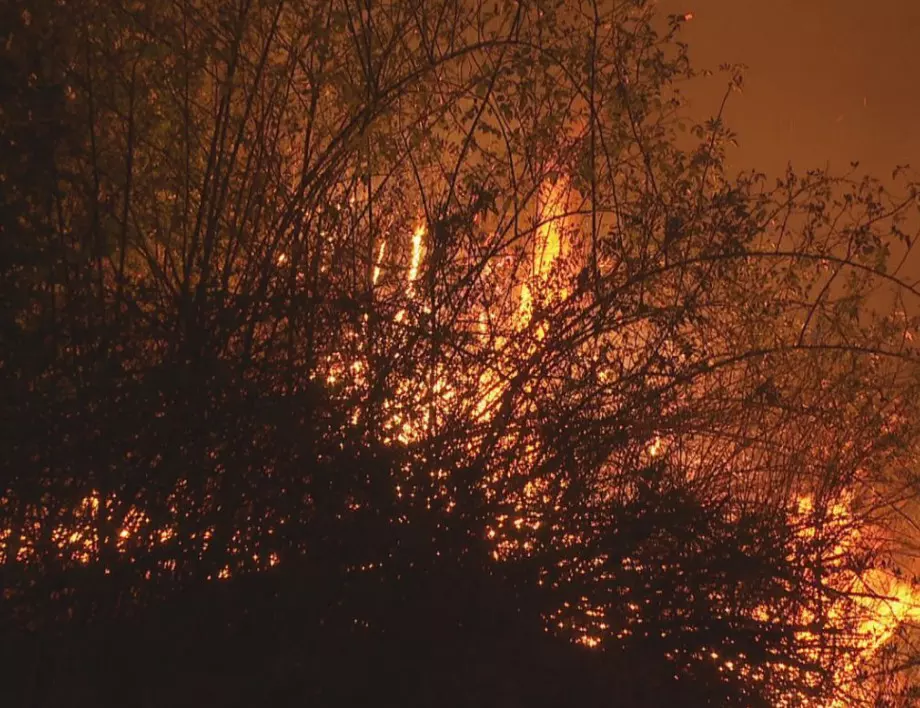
[3,170,918,708]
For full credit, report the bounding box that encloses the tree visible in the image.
[2,0,920,705]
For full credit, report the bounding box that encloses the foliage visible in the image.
[2,0,920,705]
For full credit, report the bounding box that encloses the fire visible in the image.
[3,175,918,708]
[372,240,386,285]
[408,223,425,289]
[478,172,920,703]
[788,495,920,705]
[517,176,570,331]
[395,221,426,324]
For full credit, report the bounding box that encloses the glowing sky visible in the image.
[659,0,919,175]
[657,0,920,280]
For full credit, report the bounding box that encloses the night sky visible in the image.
[659,0,920,177]
[658,0,920,285]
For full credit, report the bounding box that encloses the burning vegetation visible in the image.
[2,0,920,705]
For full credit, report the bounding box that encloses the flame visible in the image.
[4,177,919,708]
[372,240,386,285]
[786,495,920,705]
[407,222,425,293]
[517,176,569,331]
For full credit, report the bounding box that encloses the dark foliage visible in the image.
[2,1,920,706]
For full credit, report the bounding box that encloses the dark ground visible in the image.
[1,560,725,708]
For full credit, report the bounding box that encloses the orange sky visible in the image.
[657,0,920,282]
[658,0,920,176]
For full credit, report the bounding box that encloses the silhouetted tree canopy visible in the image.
[2,0,920,705]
